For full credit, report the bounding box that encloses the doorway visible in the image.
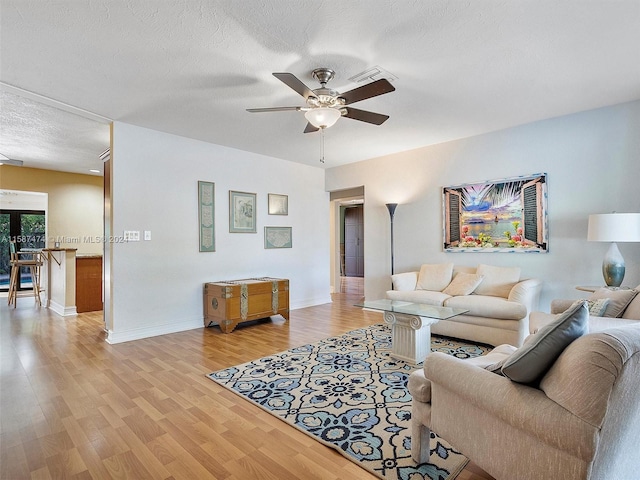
[339,203,365,296]
[344,205,364,277]
[0,209,46,291]
[329,187,365,297]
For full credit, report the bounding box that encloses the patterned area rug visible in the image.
[207,324,491,480]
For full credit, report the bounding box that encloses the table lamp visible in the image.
[587,213,640,287]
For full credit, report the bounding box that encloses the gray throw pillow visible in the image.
[500,300,589,384]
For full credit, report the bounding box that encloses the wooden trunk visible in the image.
[203,277,289,333]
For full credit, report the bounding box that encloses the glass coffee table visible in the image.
[356,299,469,363]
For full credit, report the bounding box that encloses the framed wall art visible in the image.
[264,226,292,249]
[198,181,215,252]
[268,193,288,215]
[229,190,256,233]
[443,173,548,253]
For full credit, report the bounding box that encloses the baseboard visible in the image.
[290,295,332,310]
[106,317,203,344]
[105,297,332,344]
[48,300,77,316]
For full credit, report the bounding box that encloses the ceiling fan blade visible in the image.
[273,73,316,100]
[246,106,302,113]
[343,107,389,125]
[339,78,395,105]
[304,122,319,133]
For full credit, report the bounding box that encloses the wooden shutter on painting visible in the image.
[521,176,546,248]
[444,189,462,247]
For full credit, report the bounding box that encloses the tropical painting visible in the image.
[443,173,548,253]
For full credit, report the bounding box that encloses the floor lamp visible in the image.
[386,203,398,275]
[587,213,640,287]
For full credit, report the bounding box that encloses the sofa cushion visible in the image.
[622,285,640,319]
[391,271,418,291]
[442,273,484,296]
[452,265,476,276]
[588,288,638,318]
[416,263,454,291]
[500,301,589,384]
[386,289,450,306]
[444,295,527,320]
[473,264,521,298]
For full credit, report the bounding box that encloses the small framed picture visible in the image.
[268,193,288,215]
[264,226,292,249]
[229,190,256,233]
[198,181,215,251]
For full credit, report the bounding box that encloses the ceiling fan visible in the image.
[0,152,23,166]
[247,68,395,133]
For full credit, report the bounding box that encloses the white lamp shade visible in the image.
[304,107,341,129]
[587,213,640,242]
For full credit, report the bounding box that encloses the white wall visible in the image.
[326,100,640,310]
[108,122,330,343]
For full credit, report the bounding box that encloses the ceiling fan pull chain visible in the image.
[320,127,325,163]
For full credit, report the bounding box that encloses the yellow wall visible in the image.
[0,166,103,254]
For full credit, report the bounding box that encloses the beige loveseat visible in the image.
[386,263,541,346]
[530,285,640,333]
[408,320,640,480]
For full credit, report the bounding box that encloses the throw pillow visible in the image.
[484,335,535,375]
[588,288,639,318]
[621,285,640,319]
[500,300,589,384]
[442,273,484,296]
[416,263,454,291]
[586,298,610,316]
[473,264,521,298]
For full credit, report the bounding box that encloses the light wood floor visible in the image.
[1,287,492,479]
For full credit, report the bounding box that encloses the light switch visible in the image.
[144,230,151,241]
[124,230,140,241]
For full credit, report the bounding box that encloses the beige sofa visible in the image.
[386,263,541,346]
[408,322,640,480]
[530,285,640,333]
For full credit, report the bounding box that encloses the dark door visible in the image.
[0,210,46,291]
[344,206,364,277]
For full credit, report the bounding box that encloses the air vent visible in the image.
[99,148,110,162]
[349,66,398,84]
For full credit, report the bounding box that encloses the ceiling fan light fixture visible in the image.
[305,107,341,129]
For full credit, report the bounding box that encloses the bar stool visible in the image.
[8,240,43,307]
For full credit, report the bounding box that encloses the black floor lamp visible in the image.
[386,203,398,275]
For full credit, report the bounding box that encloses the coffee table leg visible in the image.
[383,312,434,364]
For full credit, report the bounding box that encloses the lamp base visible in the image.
[603,242,625,287]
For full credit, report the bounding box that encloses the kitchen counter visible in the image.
[42,248,77,316]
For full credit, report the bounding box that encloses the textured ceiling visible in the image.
[1,0,639,175]
[0,90,110,173]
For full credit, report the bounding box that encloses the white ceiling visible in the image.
[1,0,639,175]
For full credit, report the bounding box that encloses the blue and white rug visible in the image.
[207,324,491,480]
